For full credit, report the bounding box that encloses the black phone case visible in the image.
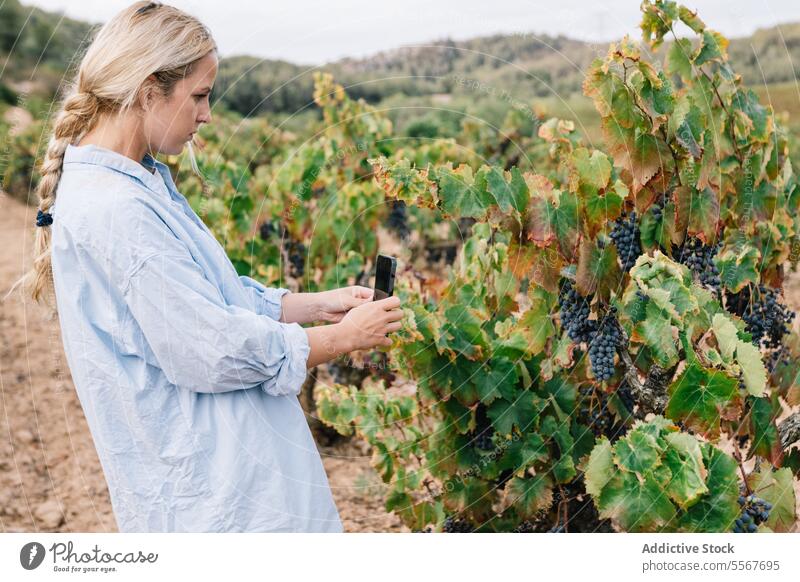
[373,254,397,300]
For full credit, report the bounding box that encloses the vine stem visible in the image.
[778,412,800,450]
[731,436,751,495]
[617,328,645,394]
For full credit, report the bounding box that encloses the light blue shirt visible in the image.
[50,143,342,532]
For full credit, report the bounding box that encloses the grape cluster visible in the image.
[328,359,369,388]
[676,237,721,291]
[609,211,642,271]
[767,345,790,374]
[727,285,796,349]
[442,516,473,533]
[733,491,772,533]
[426,243,458,265]
[651,195,667,221]
[468,404,495,452]
[258,220,276,241]
[458,217,476,238]
[286,240,306,278]
[558,281,597,344]
[588,314,622,382]
[387,200,410,240]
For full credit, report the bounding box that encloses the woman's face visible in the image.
[143,51,217,156]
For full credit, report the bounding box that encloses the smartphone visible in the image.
[373,254,397,301]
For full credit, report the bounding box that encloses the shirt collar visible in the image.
[63,143,171,197]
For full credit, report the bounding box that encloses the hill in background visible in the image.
[2,0,799,133]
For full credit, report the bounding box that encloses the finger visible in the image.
[385,321,403,333]
[352,286,374,300]
[384,308,404,322]
[344,294,369,309]
[381,337,393,347]
[328,313,345,322]
[377,296,401,309]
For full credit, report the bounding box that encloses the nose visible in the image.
[198,105,212,125]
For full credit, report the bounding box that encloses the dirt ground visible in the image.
[0,192,407,533]
[1,189,798,533]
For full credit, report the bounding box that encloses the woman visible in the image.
[11,1,404,532]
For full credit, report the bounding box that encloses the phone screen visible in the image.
[374,254,396,301]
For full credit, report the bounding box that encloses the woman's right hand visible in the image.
[337,296,404,350]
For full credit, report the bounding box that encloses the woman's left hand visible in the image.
[314,286,374,322]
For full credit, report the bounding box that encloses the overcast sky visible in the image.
[20,0,800,65]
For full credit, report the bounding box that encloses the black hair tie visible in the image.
[136,2,161,15]
[36,209,53,227]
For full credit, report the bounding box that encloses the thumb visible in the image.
[352,285,374,300]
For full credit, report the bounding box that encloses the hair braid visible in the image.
[10,91,100,305]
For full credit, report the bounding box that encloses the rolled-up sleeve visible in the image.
[239,275,290,321]
[121,251,310,396]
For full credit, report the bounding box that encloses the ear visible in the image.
[137,74,158,112]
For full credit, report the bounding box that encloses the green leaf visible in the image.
[666,362,741,437]
[694,30,728,67]
[585,438,614,498]
[508,167,530,214]
[480,357,519,403]
[571,147,611,192]
[711,313,739,362]
[448,477,492,514]
[552,190,580,259]
[674,103,704,159]
[497,432,549,474]
[717,243,761,293]
[506,475,553,518]
[678,5,706,33]
[438,165,492,219]
[583,190,624,236]
[675,185,719,243]
[667,38,694,80]
[634,302,679,367]
[576,238,622,299]
[736,340,767,397]
[747,467,797,532]
[662,432,708,509]
[596,470,676,532]
[488,395,539,436]
[747,396,783,465]
[486,166,528,216]
[607,131,669,194]
[493,288,555,358]
[614,427,663,474]
[677,443,740,532]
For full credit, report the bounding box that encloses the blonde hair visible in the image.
[9,1,217,305]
